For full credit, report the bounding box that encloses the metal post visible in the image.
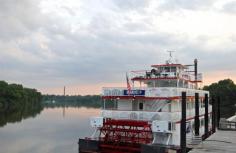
[181,92,186,153]
[194,59,198,89]
[217,96,221,128]
[194,93,200,136]
[204,94,209,138]
[212,96,216,133]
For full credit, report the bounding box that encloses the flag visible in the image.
[126,72,131,95]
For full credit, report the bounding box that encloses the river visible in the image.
[0,107,100,153]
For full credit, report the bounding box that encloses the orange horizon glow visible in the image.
[39,82,126,95]
[39,71,236,95]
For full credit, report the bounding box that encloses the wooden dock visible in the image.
[189,130,236,153]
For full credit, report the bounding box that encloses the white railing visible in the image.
[102,87,209,97]
[131,71,177,79]
[101,110,181,121]
[101,109,211,122]
[130,70,202,82]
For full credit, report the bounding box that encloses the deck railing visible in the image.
[101,110,181,121]
[130,70,202,82]
[219,119,236,131]
[102,87,209,97]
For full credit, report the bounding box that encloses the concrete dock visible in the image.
[189,130,236,153]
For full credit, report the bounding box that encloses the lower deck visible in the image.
[79,138,181,153]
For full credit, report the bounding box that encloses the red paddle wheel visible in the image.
[99,119,153,153]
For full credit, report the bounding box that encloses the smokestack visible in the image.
[194,59,198,89]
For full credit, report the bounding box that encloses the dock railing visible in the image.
[219,118,236,131]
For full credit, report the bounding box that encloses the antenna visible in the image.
[166,50,175,64]
[167,50,175,58]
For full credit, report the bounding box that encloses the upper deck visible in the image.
[102,87,208,99]
[130,63,202,84]
[102,58,207,99]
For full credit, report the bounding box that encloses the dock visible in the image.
[189,116,236,153]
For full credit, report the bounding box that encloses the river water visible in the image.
[0,107,100,153]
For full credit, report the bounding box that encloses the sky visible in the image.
[1,0,236,95]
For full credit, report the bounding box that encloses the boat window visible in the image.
[155,80,177,87]
[164,67,170,72]
[168,122,172,131]
[147,81,155,87]
[139,102,143,110]
[172,123,176,131]
[170,67,177,72]
[168,122,176,131]
[168,103,171,112]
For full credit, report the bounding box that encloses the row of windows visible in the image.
[146,80,197,88]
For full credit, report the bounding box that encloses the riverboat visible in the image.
[79,53,212,153]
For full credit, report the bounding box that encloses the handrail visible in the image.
[219,120,236,131]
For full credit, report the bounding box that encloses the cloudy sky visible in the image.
[1,0,236,95]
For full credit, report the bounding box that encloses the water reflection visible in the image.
[0,107,100,153]
[0,104,43,127]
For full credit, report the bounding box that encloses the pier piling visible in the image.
[194,93,200,136]
[181,92,186,153]
[204,94,209,138]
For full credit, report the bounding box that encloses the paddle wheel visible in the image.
[99,119,153,153]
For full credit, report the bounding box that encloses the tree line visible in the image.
[43,95,103,108]
[0,81,42,127]
[203,79,236,118]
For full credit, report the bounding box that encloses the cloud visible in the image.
[0,0,236,94]
[221,1,236,14]
[157,0,215,11]
[0,0,47,41]
[112,0,150,11]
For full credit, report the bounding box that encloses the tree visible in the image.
[0,81,42,127]
[203,79,236,118]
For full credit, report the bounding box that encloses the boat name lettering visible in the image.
[124,90,145,95]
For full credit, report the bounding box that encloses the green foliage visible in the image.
[0,81,42,127]
[203,79,236,118]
